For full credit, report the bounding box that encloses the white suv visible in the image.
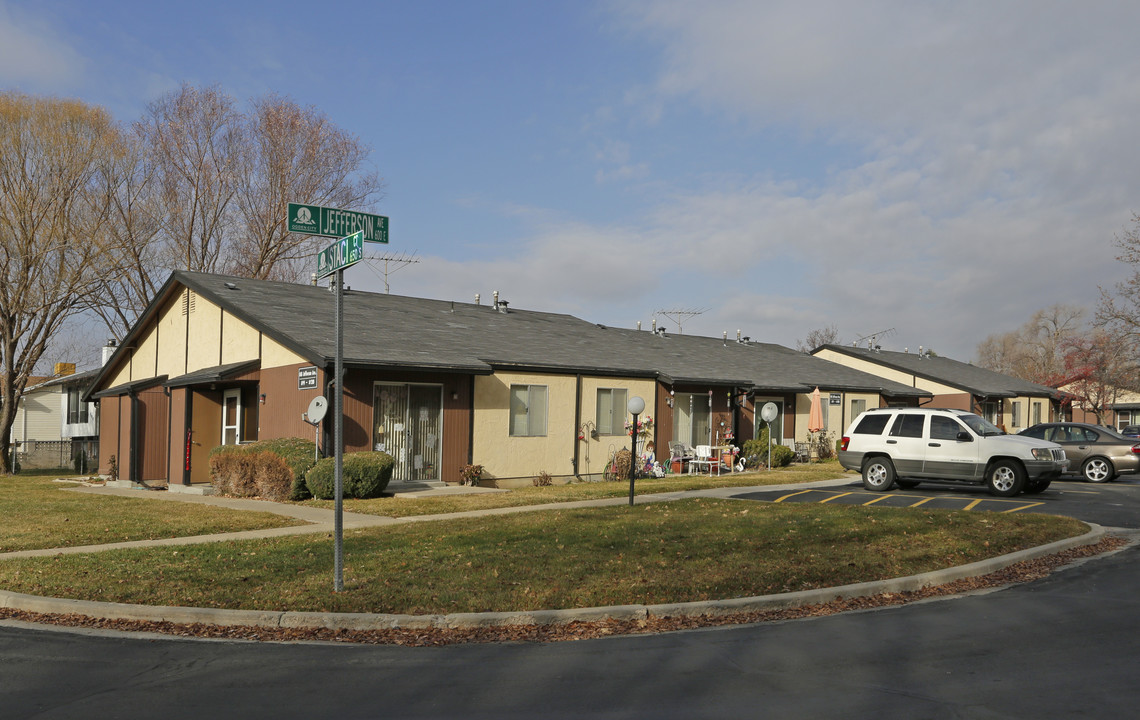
[838,408,1068,496]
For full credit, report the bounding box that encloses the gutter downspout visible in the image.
[572,374,582,480]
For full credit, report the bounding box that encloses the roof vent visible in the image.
[637,321,642,331]
[225,282,237,290]
[474,293,480,305]
[496,299,509,313]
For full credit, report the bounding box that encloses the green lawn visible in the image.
[0,498,1088,615]
[0,475,305,553]
[317,462,851,518]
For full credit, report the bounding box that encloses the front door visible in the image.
[222,389,241,446]
[373,383,443,482]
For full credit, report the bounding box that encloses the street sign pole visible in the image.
[333,267,344,592]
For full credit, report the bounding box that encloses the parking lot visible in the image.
[731,477,1140,529]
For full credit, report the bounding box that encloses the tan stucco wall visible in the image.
[186,294,223,373]
[791,391,881,442]
[813,349,914,386]
[155,296,188,379]
[577,376,657,478]
[221,313,260,365]
[261,336,306,369]
[472,371,580,481]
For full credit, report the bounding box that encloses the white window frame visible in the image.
[222,388,242,445]
[510,384,548,437]
[596,388,628,435]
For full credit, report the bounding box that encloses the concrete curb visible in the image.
[0,524,1107,631]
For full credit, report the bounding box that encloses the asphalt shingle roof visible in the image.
[90,271,931,400]
[815,344,1058,398]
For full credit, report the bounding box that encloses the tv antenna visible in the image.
[363,251,421,293]
[653,307,707,335]
[853,327,896,348]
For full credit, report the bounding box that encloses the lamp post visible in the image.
[627,395,645,506]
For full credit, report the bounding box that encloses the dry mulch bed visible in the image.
[0,536,1128,646]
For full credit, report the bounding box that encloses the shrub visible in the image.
[253,451,293,501]
[208,438,317,499]
[532,470,553,487]
[770,444,795,468]
[742,433,769,468]
[305,451,395,500]
[460,464,483,486]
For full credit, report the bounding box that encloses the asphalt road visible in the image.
[4,480,1140,719]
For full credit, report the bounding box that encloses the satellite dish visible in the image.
[304,396,328,425]
[760,402,779,423]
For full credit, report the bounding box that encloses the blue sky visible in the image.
[4,0,1139,361]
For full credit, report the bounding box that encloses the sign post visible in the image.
[313,231,365,593]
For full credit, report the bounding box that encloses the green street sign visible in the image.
[288,202,389,244]
[316,231,364,279]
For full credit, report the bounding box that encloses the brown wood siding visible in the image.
[929,393,972,411]
[117,396,132,481]
[258,363,327,442]
[342,369,473,484]
[167,388,189,485]
[98,396,122,476]
[137,387,169,483]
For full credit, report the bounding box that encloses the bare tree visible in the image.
[0,93,126,473]
[1098,213,1140,360]
[795,325,840,353]
[230,94,382,281]
[975,305,1085,385]
[137,83,242,275]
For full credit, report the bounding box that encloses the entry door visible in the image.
[373,383,443,482]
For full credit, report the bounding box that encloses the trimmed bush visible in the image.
[305,451,395,500]
[770,444,795,468]
[208,438,318,499]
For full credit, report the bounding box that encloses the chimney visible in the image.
[102,339,117,366]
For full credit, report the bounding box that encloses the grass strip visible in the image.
[312,462,850,518]
[0,498,1087,615]
[0,476,305,552]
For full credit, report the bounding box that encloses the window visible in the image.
[889,414,925,438]
[853,413,890,435]
[850,399,867,423]
[510,385,547,437]
[1012,401,1021,428]
[222,389,242,445]
[930,416,964,441]
[66,387,88,425]
[982,401,999,424]
[1032,402,1043,425]
[596,388,627,435]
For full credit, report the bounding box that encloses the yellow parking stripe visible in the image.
[861,495,893,506]
[910,497,935,507]
[962,499,983,511]
[1001,502,1044,513]
[819,492,853,504]
[773,489,816,503]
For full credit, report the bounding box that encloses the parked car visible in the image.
[839,407,1067,496]
[1018,422,1140,482]
[1120,425,1140,438]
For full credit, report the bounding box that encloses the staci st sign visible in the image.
[316,231,364,279]
[288,202,389,244]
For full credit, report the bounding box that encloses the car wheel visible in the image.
[1081,457,1114,483]
[896,480,921,489]
[985,460,1026,497]
[1023,479,1051,495]
[862,457,895,492]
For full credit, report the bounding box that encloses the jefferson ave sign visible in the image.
[288,202,389,244]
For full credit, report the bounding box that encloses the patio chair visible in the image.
[794,441,811,463]
[690,445,716,475]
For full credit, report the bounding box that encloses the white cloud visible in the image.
[0,2,84,88]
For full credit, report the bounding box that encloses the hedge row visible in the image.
[208,439,393,501]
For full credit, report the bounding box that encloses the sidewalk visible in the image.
[0,477,1113,633]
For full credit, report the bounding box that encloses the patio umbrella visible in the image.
[808,387,824,433]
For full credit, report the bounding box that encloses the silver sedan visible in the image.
[1019,422,1140,482]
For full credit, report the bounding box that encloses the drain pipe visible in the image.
[573,374,583,480]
